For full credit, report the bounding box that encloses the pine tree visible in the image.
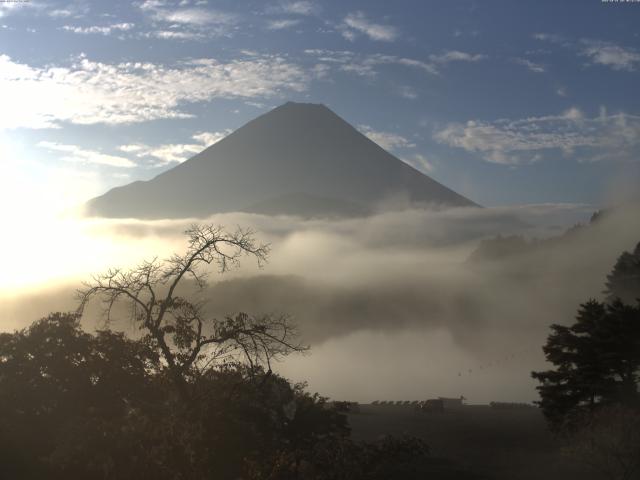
[532,300,640,431]
[604,241,640,304]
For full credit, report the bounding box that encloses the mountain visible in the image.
[86,102,476,219]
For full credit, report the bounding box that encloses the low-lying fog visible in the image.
[2,202,639,404]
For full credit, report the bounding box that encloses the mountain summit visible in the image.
[86,102,476,218]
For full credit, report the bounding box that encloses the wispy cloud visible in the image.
[139,1,238,39]
[304,49,439,77]
[402,153,434,173]
[148,30,204,40]
[268,1,319,16]
[48,4,89,19]
[396,85,418,100]
[0,54,308,129]
[118,130,231,165]
[0,1,42,18]
[61,23,135,35]
[429,50,487,64]
[358,125,415,151]
[532,32,565,44]
[267,18,300,30]
[581,40,640,71]
[434,108,640,165]
[513,58,545,73]
[340,11,398,42]
[534,33,640,72]
[38,141,136,168]
[151,7,236,26]
[304,49,485,80]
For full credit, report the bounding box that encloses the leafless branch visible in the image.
[75,224,304,403]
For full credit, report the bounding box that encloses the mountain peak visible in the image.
[281,100,323,107]
[86,103,476,219]
[266,101,334,120]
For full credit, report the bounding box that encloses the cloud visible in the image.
[402,153,434,173]
[396,85,418,100]
[341,11,398,42]
[392,56,439,75]
[269,1,319,16]
[304,49,438,77]
[139,1,236,25]
[581,40,640,71]
[118,130,231,165]
[358,125,415,151]
[513,58,545,73]
[0,1,42,17]
[152,8,236,26]
[0,54,308,130]
[534,34,639,72]
[191,131,231,146]
[61,23,135,35]
[138,1,238,38]
[48,4,90,19]
[532,32,565,43]
[148,30,204,40]
[303,49,483,78]
[38,141,136,168]
[49,8,75,18]
[429,50,487,64]
[434,109,640,165]
[267,18,300,30]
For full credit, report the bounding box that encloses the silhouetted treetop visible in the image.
[604,241,640,304]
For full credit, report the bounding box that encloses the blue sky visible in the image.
[2,0,640,209]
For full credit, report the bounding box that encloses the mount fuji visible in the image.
[86,102,476,218]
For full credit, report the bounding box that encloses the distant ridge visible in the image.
[86,102,476,219]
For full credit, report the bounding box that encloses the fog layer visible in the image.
[2,202,638,403]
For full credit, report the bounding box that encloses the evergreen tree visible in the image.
[532,300,640,431]
[605,241,640,304]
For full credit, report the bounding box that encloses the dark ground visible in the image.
[347,404,597,480]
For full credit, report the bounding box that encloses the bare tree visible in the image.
[77,224,307,402]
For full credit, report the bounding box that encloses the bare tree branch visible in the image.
[76,224,305,403]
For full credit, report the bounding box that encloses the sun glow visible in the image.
[0,138,172,294]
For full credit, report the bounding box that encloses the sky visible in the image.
[2,0,640,214]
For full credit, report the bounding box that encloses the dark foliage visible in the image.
[604,241,640,304]
[0,313,435,480]
[532,299,640,432]
[468,210,610,264]
[563,405,640,480]
[532,242,640,433]
[468,234,530,262]
[0,312,162,479]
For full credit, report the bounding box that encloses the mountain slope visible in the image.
[86,102,476,219]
